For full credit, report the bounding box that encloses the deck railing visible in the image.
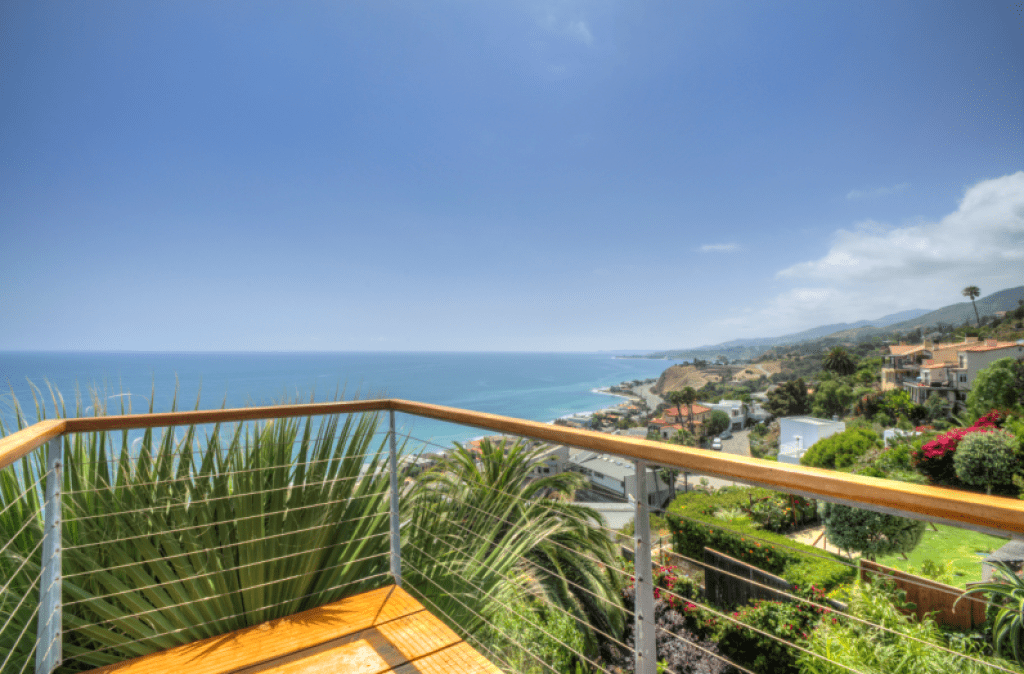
[2,398,1024,674]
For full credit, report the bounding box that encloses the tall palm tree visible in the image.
[402,439,625,660]
[962,285,982,327]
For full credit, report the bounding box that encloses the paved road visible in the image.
[675,429,752,493]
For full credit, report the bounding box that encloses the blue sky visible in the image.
[2,1,1022,352]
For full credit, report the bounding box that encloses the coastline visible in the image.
[464,379,657,447]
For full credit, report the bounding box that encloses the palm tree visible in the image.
[666,387,698,435]
[403,439,625,659]
[822,346,856,376]
[962,285,981,327]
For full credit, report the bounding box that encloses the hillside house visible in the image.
[567,449,672,507]
[701,399,749,431]
[885,338,1024,406]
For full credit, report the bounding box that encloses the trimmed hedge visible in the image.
[665,487,854,591]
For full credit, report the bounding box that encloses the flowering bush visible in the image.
[910,411,1010,486]
[617,585,730,674]
[911,427,975,484]
[972,410,1006,429]
[652,565,702,611]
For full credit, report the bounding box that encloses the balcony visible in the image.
[3,399,1024,674]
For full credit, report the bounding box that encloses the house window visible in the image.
[959,374,967,383]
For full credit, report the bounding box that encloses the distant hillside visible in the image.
[829,285,1024,341]
[642,309,931,360]
[641,284,1023,360]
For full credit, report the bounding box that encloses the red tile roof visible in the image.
[959,341,1020,352]
[664,405,711,416]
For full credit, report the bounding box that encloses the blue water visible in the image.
[0,352,670,448]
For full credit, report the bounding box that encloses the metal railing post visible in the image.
[633,459,656,674]
[36,437,62,674]
[388,411,402,587]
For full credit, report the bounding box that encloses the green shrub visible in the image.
[665,488,853,590]
[800,428,881,470]
[748,493,818,533]
[800,578,1002,674]
[819,502,925,560]
[954,429,1020,495]
[490,596,588,673]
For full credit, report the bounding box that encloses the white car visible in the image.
[711,438,723,451]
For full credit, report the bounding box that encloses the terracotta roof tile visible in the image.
[664,405,711,416]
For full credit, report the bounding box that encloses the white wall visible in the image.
[778,417,846,463]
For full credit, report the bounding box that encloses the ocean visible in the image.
[0,351,671,448]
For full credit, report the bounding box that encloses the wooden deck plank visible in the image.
[392,642,504,674]
[239,637,393,674]
[375,608,462,662]
[87,586,422,674]
[245,610,462,674]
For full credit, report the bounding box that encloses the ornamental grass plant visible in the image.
[0,388,393,670]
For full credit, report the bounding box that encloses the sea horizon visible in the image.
[0,350,670,449]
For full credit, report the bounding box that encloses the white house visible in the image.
[701,399,749,431]
[777,416,846,465]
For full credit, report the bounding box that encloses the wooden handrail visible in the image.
[1,399,1023,536]
[0,419,66,471]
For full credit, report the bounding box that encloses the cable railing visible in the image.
[2,399,1024,674]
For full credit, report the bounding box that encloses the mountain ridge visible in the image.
[644,285,1024,360]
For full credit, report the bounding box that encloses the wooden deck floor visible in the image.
[86,585,501,674]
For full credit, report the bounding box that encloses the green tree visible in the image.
[822,347,856,376]
[820,502,925,560]
[953,429,1019,494]
[800,428,881,470]
[967,357,1024,417]
[962,285,982,327]
[880,389,917,425]
[766,378,810,417]
[705,410,731,437]
[923,392,951,421]
[810,380,855,419]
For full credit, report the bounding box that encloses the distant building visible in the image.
[883,338,1024,407]
[777,416,846,465]
[700,399,749,431]
[566,448,672,507]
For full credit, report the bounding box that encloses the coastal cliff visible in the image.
[651,364,721,395]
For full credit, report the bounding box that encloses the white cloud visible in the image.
[846,182,910,200]
[730,172,1024,337]
[700,243,739,252]
[567,20,593,44]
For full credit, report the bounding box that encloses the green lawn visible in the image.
[875,524,1008,588]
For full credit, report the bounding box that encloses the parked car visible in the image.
[711,437,723,451]
[719,430,733,440]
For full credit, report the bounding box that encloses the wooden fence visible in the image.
[859,560,987,630]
